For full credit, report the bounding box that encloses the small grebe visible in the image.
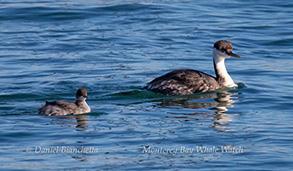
[38,88,91,116]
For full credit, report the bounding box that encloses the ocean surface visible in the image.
[0,0,292,170]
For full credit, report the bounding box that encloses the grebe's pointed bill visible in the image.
[229,52,241,59]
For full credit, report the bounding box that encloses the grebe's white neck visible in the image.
[75,97,91,113]
[213,48,236,87]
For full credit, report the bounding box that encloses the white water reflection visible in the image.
[157,90,239,132]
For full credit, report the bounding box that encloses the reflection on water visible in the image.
[74,115,89,131]
[156,90,238,132]
[52,115,89,132]
[114,88,239,132]
[212,91,237,131]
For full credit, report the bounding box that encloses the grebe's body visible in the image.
[145,40,241,96]
[38,88,91,116]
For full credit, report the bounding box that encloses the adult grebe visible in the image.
[38,88,91,116]
[144,40,241,96]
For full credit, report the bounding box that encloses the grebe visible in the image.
[144,40,241,96]
[38,88,91,116]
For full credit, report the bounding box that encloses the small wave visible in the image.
[0,3,172,22]
[110,89,165,99]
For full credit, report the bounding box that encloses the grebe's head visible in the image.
[213,40,241,60]
[76,88,88,101]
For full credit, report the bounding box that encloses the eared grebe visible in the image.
[144,40,241,96]
[38,88,91,116]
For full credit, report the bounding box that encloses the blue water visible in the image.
[1,0,293,170]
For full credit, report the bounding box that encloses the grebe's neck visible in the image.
[213,48,236,87]
[75,99,91,112]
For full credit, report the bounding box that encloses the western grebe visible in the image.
[38,88,91,116]
[144,40,241,96]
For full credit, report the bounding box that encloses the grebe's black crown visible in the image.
[214,40,241,58]
[76,88,88,98]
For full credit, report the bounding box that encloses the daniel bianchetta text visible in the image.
[26,146,99,154]
[142,146,245,154]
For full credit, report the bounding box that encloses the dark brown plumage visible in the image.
[145,69,220,96]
